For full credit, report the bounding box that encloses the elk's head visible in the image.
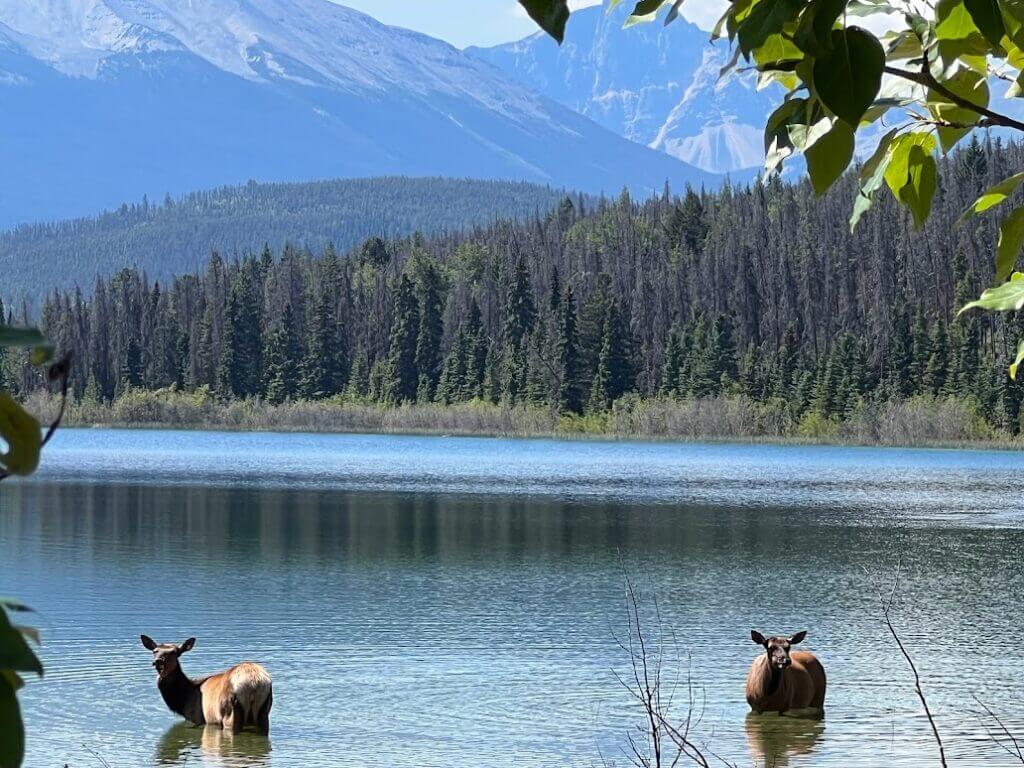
[141,635,195,678]
[750,630,806,670]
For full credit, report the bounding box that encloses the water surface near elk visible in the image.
[2,429,1023,767]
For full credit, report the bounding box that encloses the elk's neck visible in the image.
[157,665,203,723]
[765,660,783,696]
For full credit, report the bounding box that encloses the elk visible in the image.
[745,630,826,716]
[140,635,273,733]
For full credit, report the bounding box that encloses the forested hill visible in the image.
[10,137,1024,436]
[0,177,570,304]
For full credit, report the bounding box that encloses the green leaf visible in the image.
[960,271,1024,313]
[0,673,24,768]
[964,0,1006,46]
[0,608,42,676]
[850,127,900,231]
[806,120,855,195]
[0,394,42,478]
[813,27,885,126]
[899,145,938,228]
[936,0,984,40]
[763,97,809,173]
[625,0,665,25]
[929,73,989,153]
[996,206,1024,282]
[961,172,1024,219]
[883,133,937,229]
[737,0,804,54]
[794,0,847,55]
[1010,339,1024,379]
[518,0,570,42]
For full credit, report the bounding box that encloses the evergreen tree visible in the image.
[924,320,949,395]
[218,264,263,398]
[414,256,445,401]
[557,286,584,414]
[383,274,420,404]
[346,344,371,401]
[660,325,684,399]
[264,303,301,404]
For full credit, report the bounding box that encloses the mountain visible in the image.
[469,6,779,175]
[0,176,574,304]
[0,0,712,228]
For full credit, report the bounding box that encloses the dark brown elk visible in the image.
[141,635,273,733]
[745,630,826,715]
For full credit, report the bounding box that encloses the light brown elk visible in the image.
[141,635,273,733]
[745,630,826,716]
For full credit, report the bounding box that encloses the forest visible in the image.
[0,177,566,304]
[5,136,1024,441]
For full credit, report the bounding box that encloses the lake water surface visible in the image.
[2,429,1024,767]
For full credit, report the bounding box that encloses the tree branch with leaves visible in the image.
[519,0,1024,376]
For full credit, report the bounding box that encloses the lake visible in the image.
[2,429,1024,767]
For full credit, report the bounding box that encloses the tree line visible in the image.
[6,136,1024,433]
[0,177,567,306]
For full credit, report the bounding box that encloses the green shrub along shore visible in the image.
[22,387,1016,448]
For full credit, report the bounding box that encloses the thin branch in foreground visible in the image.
[875,560,948,768]
[974,695,1024,764]
[610,568,713,768]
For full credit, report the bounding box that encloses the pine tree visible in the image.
[557,286,584,414]
[660,325,684,398]
[384,274,420,404]
[414,256,445,401]
[502,258,536,400]
[924,320,949,395]
[218,265,263,399]
[120,338,144,391]
[346,344,371,401]
[436,328,468,405]
[264,303,301,404]
[911,307,931,394]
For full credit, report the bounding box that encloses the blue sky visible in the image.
[330,0,598,48]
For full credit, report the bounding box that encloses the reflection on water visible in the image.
[2,431,1024,767]
[156,722,272,766]
[745,714,825,768]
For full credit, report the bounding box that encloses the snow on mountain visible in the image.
[0,0,714,227]
[469,6,783,175]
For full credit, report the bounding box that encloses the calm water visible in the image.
[2,429,1024,767]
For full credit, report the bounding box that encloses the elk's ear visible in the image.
[750,630,767,646]
[178,637,196,654]
[141,635,157,651]
[789,631,807,645]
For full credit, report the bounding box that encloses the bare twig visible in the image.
[875,560,948,768]
[974,696,1024,764]
[610,568,713,768]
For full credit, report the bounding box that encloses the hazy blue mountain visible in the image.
[0,0,712,228]
[0,176,576,304]
[469,6,779,174]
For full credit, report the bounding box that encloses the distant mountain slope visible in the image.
[469,5,779,174]
[0,177,571,303]
[0,0,713,228]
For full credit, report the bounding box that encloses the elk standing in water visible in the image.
[140,635,273,733]
[745,630,826,716]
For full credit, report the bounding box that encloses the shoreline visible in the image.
[55,416,1024,453]
[19,386,1022,453]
